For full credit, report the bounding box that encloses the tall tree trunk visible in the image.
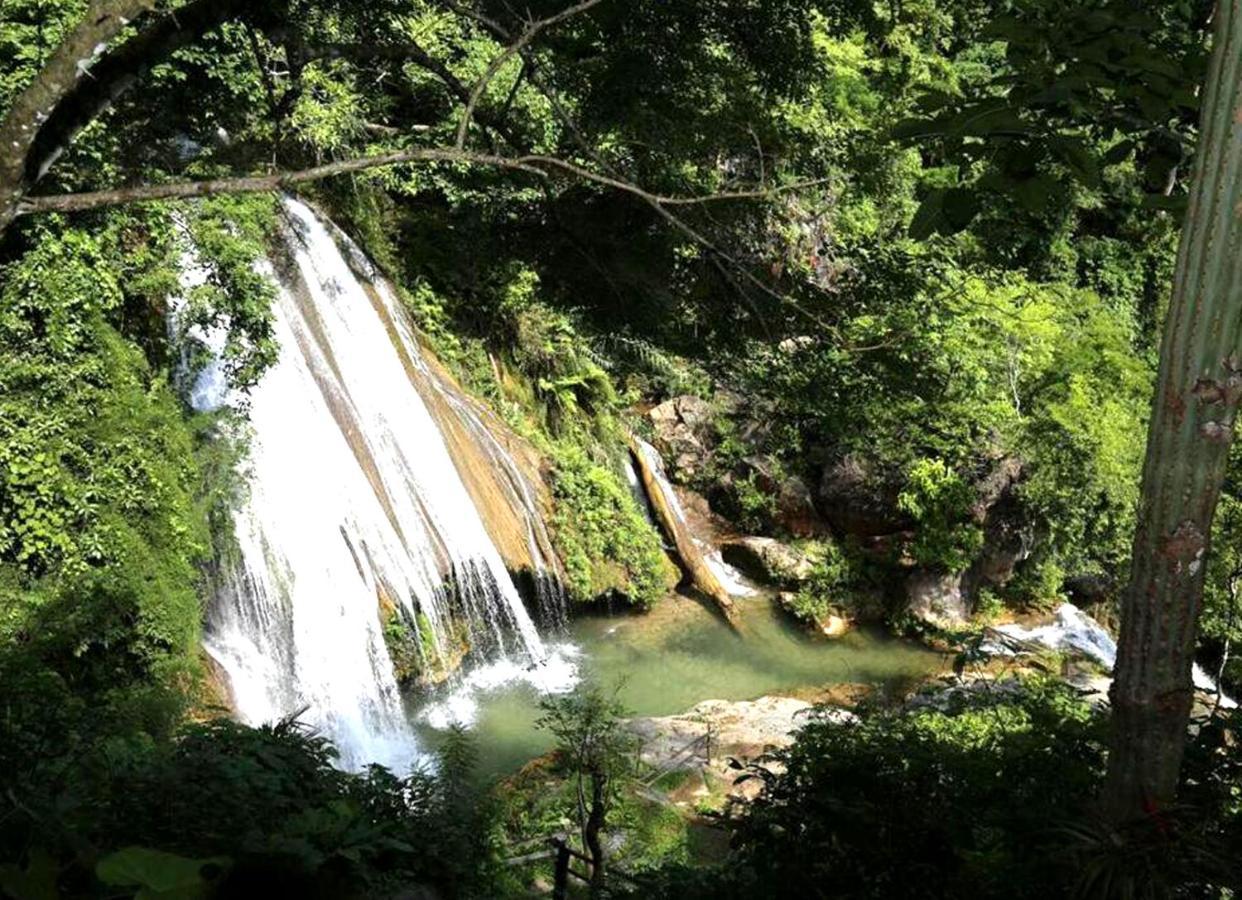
[1104,0,1242,822]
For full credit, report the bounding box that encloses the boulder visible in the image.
[817,454,913,538]
[775,591,852,638]
[775,474,824,537]
[647,395,715,482]
[626,696,856,771]
[969,456,1024,522]
[962,456,1032,595]
[727,455,826,536]
[906,569,969,627]
[722,536,815,586]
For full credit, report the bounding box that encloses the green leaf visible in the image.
[0,849,59,900]
[891,116,945,141]
[908,190,946,240]
[941,188,980,233]
[1014,176,1058,213]
[1140,193,1188,214]
[1049,137,1100,188]
[1102,140,1136,165]
[96,847,229,900]
[954,104,1025,137]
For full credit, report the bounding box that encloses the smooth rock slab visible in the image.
[626,696,856,771]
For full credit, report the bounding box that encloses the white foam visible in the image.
[420,644,582,729]
[988,603,1235,709]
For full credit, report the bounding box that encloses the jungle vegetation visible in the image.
[1,0,1240,897]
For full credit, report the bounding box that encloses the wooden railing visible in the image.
[501,723,714,893]
[637,723,712,788]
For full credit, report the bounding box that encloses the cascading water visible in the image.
[632,438,755,598]
[181,197,570,770]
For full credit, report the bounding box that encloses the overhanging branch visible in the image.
[0,0,157,230]
[15,149,829,217]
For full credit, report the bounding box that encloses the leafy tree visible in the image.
[536,684,636,890]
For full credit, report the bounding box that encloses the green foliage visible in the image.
[895,0,1208,238]
[897,458,984,572]
[1200,444,1242,696]
[3,716,495,899]
[536,684,636,786]
[732,472,779,535]
[381,607,465,686]
[176,194,280,392]
[0,225,205,688]
[549,445,676,608]
[507,291,616,432]
[784,539,858,624]
[655,679,1239,899]
[94,846,230,900]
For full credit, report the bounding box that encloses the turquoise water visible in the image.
[411,594,942,780]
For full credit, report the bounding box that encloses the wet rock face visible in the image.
[722,536,816,587]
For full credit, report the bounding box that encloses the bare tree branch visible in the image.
[14,149,547,216]
[16,147,828,218]
[455,0,609,149]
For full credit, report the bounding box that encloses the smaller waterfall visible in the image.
[631,438,754,606]
[180,197,571,769]
[988,604,1236,709]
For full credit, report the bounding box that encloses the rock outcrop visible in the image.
[627,696,856,770]
[721,536,816,587]
[647,395,715,482]
[627,697,857,804]
[905,570,969,627]
[816,454,912,538]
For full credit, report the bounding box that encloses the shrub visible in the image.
[897,458,984,572]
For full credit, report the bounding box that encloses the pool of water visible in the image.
[410,593,943,780]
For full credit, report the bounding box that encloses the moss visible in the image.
[381,606,469,687]
[549,444,678,608]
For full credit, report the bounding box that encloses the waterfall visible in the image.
[631,438,755,600]
[988,603,1236,709]
[184,197,568,770]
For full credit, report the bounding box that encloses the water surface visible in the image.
[412,594,942,780]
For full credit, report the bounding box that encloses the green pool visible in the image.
[411,593,943,780]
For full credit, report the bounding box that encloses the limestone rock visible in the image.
[963,456,1031,593]
[722,536,815,586]
[817,454,912,537]
[906,569,969,627]
[647,395,715,481]
[626,696,855,771]
[775,474,823,537]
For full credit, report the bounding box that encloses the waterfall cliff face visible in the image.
[190,198,566,770]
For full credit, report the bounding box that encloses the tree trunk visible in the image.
[1104,0,1242,822]
[585,770,607,894]
[0,0,155,233]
